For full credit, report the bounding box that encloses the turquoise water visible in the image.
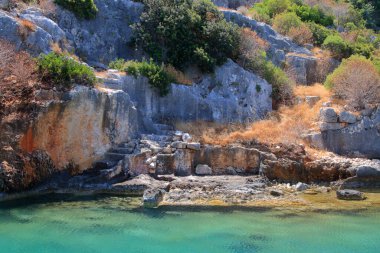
[0,195,379,253]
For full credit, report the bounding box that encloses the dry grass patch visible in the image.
[179,85,333,146]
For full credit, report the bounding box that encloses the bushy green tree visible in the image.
[291,4,334,27]
[251,0,291,19]
[307,22,335,46]
[132,0,240,72]
[272,12,302,35]
[37,52,96,88]
[322,35,351,59]
[54,0,98,20]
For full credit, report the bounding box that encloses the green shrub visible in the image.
[239,49,293,103]
[251,0,291,19]
[109,58,128,71]
[291,4,334,27]
[307,22,335,46]
[37,52,96,88]
[272,12,302,35]
[350,42,375,58]
[322,35,351,59]
[132,0,240,72]
[124,60,174,96]
[54,0,98,20]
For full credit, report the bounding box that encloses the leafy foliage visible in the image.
[251,0,292,19]
[37,52,96,88]
[307,22,335,46]
[322,35,351,59]
[132,0,240,72]
[237,30,293,104]
[273,12,302,35]
[290,4,334,26]
[109,59,175,96]
[54,0,98,20]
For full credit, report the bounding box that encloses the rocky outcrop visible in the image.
[56,0,144,65]
[19,86,139,171]
[305,107,380,158]
[212,0,258,8]
[103,59,272,125]
[222,10,311,65]
[222,10,338,85]
[0,9,69,55]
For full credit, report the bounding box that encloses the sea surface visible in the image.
[0,194,379,253]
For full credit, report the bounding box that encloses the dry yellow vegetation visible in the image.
[177,84,332,146]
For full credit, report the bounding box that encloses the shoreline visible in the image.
[1,174,380,212]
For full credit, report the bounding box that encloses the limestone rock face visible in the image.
[307,107,380,158]
[0,10,53,55]
[222,10,311,66]
[19,86,139,171]
[56,0,144,64]
[20,9,67,45]
[109,59,272,125]
[194,145,261,175]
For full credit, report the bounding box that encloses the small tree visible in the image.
[325,55,380,109]
[322,35,351,59]
[273,12,302,35]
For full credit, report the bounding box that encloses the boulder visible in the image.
[295,182,309,191]
[320,107,338,123]
[339,111,357,124]
[195,164,212,175]
[143,188,164,208]
[336,189,366,200]
[182,133,192,143]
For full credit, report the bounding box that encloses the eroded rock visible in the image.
[336,189,366,201]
